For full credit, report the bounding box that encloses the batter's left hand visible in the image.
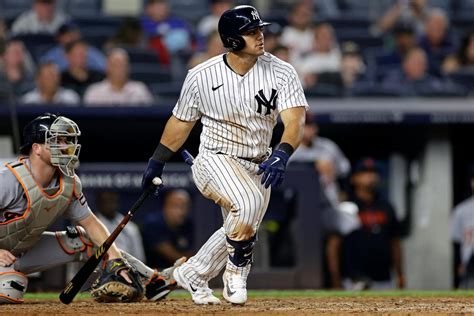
[257,150,289,188]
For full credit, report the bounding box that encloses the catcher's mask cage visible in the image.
[46,116,81,177]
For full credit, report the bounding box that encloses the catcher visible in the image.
[0,113,182,304]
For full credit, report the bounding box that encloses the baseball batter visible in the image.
[0,114,181,304]
[141,5,307,305]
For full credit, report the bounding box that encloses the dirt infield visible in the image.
[1,296,474,315]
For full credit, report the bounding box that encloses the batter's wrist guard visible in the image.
[152,143,175,163]
[275,142,294,157]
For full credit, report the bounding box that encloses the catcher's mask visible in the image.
[20,113,81,177]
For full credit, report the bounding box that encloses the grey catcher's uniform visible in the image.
[0,158,155,303]
[174,52,308,287]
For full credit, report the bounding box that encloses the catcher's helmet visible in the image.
[218,5,271,51]
[20,113,81,177]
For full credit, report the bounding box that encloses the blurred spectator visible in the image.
[21,62,79,105]
[197,0,234,38]
[84,48,153,106]
[378,22,417,70]
[263,23,283,54]
[290,113,350,207]
[141,0,192,54]
[443,31,474,74]
[0,19,6,40]
[340,42,366,88]
[61,40,104,97]
[382,47,447,95]
[11,0,68,36]
[106,17,147,50]
[418,8,456,76]
[296,23,341,88]
[280,1,315,65]
[326,158,404,290]
[0,39,36,96]
[143,189,194,269]
[451,166,474,289]
[271,44,290,63]
[95,191,146,262]
[188,30,226,68]
[41,22,106,72]
[372,0,429,36]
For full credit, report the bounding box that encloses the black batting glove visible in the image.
[257,149,289,189]
[141,158,165,195]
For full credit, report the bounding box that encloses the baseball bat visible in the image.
[180,149,195,166]
[59,177,162,304]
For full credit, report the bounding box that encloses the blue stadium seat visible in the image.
[304,83,343,97]
[446,69,474,91]
[123,47,159,64]
[81,26,117,49]
[0,0,33,19]
[130,64,172,85]
[65,0,101,17]
[12,34,56,61]
[350,81,405,97]
[73,16,123,30]
[149,82,182,101]
[169,0,209,25]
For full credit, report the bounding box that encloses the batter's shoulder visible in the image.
[188,54,225,75]
[262,52,298,80]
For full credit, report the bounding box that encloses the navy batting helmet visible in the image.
[218,5,271,51]
[20,113,59,155]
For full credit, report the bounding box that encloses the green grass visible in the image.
[24,290,474,301]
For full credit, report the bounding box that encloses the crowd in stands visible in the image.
[2,0,474,104]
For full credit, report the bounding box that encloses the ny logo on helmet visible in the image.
[251,10,260,20]
[255,89,278,115]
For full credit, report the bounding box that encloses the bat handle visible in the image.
[181,149,195,166]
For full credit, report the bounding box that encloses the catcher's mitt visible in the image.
[90,258,144,303]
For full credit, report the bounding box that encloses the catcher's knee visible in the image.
[0,272,27,304]
[55,226,94,257]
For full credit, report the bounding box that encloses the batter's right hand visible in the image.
[0,249,16,267]
[142,158,165,195]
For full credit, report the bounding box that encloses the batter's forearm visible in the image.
[159,116,196,152]
[279,107,306,150]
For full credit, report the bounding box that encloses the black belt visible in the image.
[216,152,266,164]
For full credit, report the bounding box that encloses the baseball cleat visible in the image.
[222,270,247,305]
[173,265,221,305]
[145,256,186,301]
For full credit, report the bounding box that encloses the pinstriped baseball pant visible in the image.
[179,151,271,287]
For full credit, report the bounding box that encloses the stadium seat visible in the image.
[446,69,474,91]
[123,47,159,64]
[13,34,56,61]
[149,82,182,102]
[169,0,209,25]
[130,64,172,85]
[73,16,123,30]
[304,83,343,97]
[349,81,405,97]
[81,26,117,49]
[0,0,32,19]
[65,0,101,17]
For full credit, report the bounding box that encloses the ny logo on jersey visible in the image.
[251,10,260,20]
[255,89,278,115]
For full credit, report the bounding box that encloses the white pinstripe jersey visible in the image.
[172,52,308,158]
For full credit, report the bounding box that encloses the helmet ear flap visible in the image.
[227,36,245,51]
